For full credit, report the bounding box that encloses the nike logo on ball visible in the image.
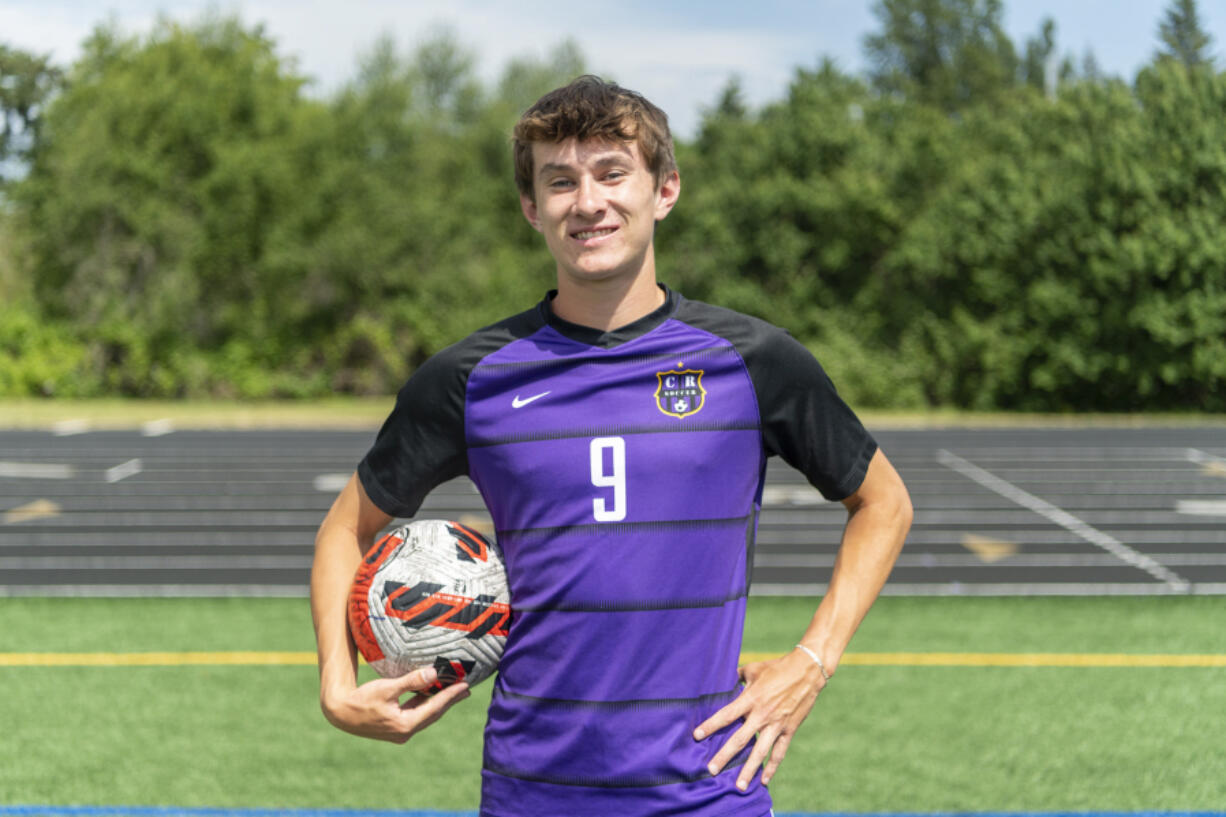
[511,391,551,408]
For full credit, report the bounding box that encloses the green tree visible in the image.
[1020,18,1057,96]
[869,63,1226,411]
[1157,0,1215,68]
[0,43,62,182]
[667,60,942,407]
[496,39,586,117]
[14,13,324,396]
[864,0,1018,111]
[259,31,576,393]
[408,26,483,122]
[705,76,749,122]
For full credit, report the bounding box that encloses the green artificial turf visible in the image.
[1,596,1223,811]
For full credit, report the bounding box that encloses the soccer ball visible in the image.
[348,519,510,692]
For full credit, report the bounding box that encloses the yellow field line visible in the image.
[1,650,1224,668]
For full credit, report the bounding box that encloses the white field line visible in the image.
[936,449,1191,593]
[0,555,312,570]
[0,462,75,479]
[0,584,309,598]
[1186,448,1226,467]
[313,473,350,493]
[51,419,91,436]
[104,458,143,483]
[1176,500,1226,516]
[751,582,1219,597]
[141,418,175,437]
[5,539,311,549]
[754,552,1226,569]
[1179,449,1226,515]
[760,485,827,505]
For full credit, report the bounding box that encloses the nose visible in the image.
[573,176,605,218]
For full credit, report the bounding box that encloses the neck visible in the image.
[549,265,665,332]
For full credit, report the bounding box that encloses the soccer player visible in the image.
[311,75,912,817]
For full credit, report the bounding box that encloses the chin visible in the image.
[565,265,633,284]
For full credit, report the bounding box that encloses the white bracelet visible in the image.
[795,643,831,681]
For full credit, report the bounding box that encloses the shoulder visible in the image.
[408,305,546,393]
[671,293,875,500]
[357,304,546,518]
[672,296,815,368]
[673,296,784,340]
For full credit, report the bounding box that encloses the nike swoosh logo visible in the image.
[511,391,551,409]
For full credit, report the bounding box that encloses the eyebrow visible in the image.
[537,155,633,179]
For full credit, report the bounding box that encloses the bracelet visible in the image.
[795,643,831,681]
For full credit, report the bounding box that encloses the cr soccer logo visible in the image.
[655,368,706,418]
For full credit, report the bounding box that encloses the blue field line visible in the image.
[2,804,1226,809]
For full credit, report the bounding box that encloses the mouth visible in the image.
[571,226,618,241]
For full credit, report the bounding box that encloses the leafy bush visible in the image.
[2,10,1223,410]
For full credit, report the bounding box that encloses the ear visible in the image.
[520,192,542,233]
[654,170,681,222]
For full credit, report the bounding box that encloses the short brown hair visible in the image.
[513,75,677,200]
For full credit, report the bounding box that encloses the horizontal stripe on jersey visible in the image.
[359,286,876,817]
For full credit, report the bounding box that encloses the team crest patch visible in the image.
[655,369,706,418]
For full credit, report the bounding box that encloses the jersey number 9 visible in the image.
[590,437,626,522]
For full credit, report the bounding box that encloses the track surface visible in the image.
[1,426,1223,597]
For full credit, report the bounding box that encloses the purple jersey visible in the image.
[359,287,876,817]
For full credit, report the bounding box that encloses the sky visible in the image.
[3,0,1224,138]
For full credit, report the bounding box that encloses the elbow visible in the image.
[891,479,914,546]
[874,479,913,556]
[898,486,914,532]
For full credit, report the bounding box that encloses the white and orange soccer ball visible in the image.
[348,519,511,693]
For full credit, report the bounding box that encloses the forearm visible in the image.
[310,517,365,711]
[308,477,467,742]
[697,473,911,787]
[799,477,912,675]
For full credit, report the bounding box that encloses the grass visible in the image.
[0,596,1224,811]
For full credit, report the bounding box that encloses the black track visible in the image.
[1,426,1223,596]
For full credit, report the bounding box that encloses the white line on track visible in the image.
[313,473,350,492]
[51,419,91,436]
[0,555,312,570]
[1178,450,1226,515]
[104,458,143,483]
[0,462,76,479]
[1186,448,1226,467]
[1176,500,1226,517]
[761,485,827,505]
[936,449,1191,593]
[755,552,1226,569]
[0,584,309,598]
[141,418,175,437]
[752,582,1220,597]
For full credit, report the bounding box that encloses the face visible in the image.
[520,137,680,286]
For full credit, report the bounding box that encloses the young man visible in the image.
[311,75,912,817]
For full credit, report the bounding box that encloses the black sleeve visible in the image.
[356,305,546,518]
[675,299,877,501]
[749,328,877,501]
[357,345,471,519]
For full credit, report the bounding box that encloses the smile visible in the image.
[572,227,617,240]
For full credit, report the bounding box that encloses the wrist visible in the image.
[319,669,358,709]
[794,643,832,682]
